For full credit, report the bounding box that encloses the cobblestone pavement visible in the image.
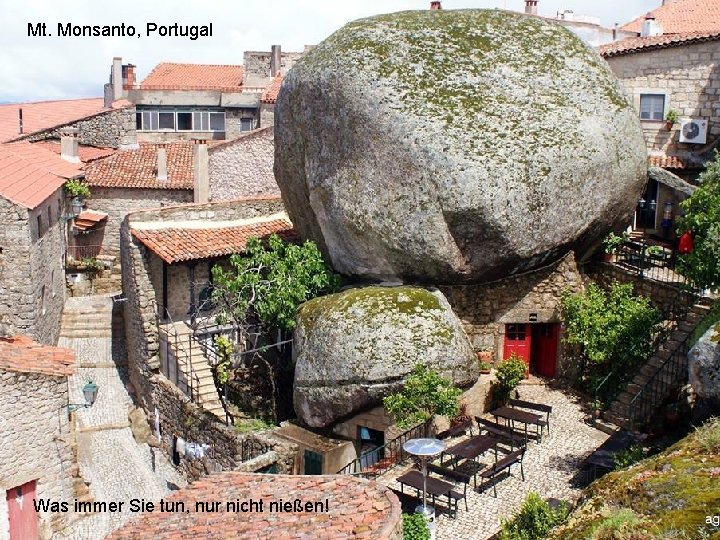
[54,295,186,540]
[380,383,609,540]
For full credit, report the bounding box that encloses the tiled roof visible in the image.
[33,140,116,163]
[648,155,688,169]
[131,218,297,264]
[74,210,108,231]
[84,142,193,190]
[0,98,115,143]
[0,141,83,208]
[600,31,720,57]
[140,63,244,91]
[0,335,75,377]
[105,472,401,540]
[261,74,283,104]
[621,0,720,34]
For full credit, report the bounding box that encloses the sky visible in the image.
[0,0,660,103]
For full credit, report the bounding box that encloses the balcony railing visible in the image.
[67,244,103,261]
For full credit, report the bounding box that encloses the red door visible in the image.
[503,324,531,372]
[6,481,38,540]
[532,323,559,378]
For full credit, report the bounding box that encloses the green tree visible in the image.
[676,150,720,289]
[383,364,461,430]
[211,234,341,330]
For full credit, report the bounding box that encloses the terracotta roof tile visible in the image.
[85,142,193,190]
[621,0,720,34]
[261,74,283,104]
[0,98,111,143]
[0,141,83,208]
[106,472,401,540]
[0,335,75,377]
[648,155,688,169]
[74,210,108,231]
[131,218,297,264]
[33,140,116,163]
[599,31,720,57]
[141,63,244,91]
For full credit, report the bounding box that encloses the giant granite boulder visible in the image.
[275,9,647,284]
[293,286,478,427]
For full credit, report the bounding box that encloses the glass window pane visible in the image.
[240,118,254,131]
[177,112,192,131]
[136,112,142,130]
[640,94,664,121]
[159,112,175,130]
[210,112,225,131]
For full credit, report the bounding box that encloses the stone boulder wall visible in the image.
[275,9,647,284]
[293,286,478,428]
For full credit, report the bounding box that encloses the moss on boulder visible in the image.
[275,8,647,284]
[293,286,477,428]
[549,418,720,539]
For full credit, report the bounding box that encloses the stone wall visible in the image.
[439,252,584,372]
[22,106,137,148]
[127,196,285,226]
[606,40,720,155]
[83,187,193,256]
[208,127,280,201]
[0,191,65,345]
[0,371,74,540]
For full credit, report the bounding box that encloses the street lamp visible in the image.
[67,380,99,413]
[71,196,85,217]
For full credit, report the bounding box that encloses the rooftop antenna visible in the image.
[18,108,23,134]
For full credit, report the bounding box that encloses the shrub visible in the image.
[402,513,430,540]
[64,178,91,199]
[612,444,646,470]
[499,492,569,540]
[493,354,527,406]
[602,232,628,254]
[383,364,461,429]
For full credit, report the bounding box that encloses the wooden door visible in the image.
[6,481,38,540]
[503,324,531,371]
[533,323,559,378]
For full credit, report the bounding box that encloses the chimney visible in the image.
[60,128,80,164]
[641,13,663,37]
[123,64,136,89]
[270,45,281,77]
[112,57,123,102]
[18,108,23,135]
[193,140,209,203]
[525,0,538,15]
[156,145,168,181]
[430,1,442,9]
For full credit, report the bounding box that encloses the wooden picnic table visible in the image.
[491,406,544,443]
[396,469,454,501]
[445,434,500,462]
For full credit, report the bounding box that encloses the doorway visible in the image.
[503,323,559,378]
[6,481,38,540]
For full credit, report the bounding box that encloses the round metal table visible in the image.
[403,438,446,520]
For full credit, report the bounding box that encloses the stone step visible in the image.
[625,383,642,395]
[615,392,634,405]
[602,411,631,430]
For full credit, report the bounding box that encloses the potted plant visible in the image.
[476,348,493,363]
[591,399,603,422]
[601,231,628,262]
[665,110,678,131]
[478,360,492,374]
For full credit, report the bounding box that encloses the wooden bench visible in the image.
[474,416,522,449]
[509,399,552,435]
[478,447,526,497]
[426,462,472,517]
[437,419,474,440]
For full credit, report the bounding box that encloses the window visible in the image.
[36,215,43,238]
[640,94,665,121]
[136,109,226,132]
[240,118,254,131]
[47,206,52,226]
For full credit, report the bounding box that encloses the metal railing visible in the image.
[67,244,103,261]
[157,313,200,404]
[614,239,694,289]
[240,438,274,462]
[336,421,430,478]
[628,332,692,430]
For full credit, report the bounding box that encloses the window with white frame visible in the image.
[639,94,665,121]
[136,110,226,132]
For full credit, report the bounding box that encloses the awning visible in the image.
[73,210,108,232]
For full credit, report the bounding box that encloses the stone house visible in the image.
[0,142,84,344]
[0,335,76,540]
[600,0,720,235]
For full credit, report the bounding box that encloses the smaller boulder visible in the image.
[689,326,720,405]
[293,286,478,428]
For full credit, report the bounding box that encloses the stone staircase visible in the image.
[603,299,711,429]
[160,321,227,420]
[60,297,113,339]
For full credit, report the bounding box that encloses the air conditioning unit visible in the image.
[679,118,708,144]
